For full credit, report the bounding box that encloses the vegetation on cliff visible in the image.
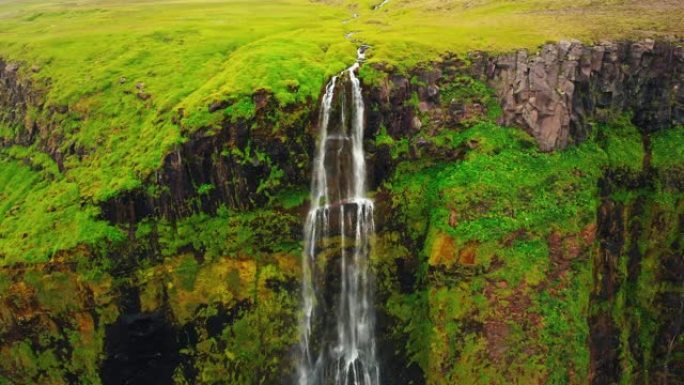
[379,117,683,384]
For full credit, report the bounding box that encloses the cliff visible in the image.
[0,38,682,385]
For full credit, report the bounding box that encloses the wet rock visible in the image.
[101,311,180,385]
[208,100,229,113]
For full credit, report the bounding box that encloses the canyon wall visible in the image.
[0,39,682,384]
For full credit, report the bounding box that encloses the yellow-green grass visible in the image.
[351,0,683,67]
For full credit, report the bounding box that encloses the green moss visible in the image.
[156,205,299,259]
[440,76,501,121]
[537,259,592,385]
[179,287,298,384]
[0,156,124,265]
[224,97,256,122]
[381,116,682,383]
[597,114,644,171]
[651,125,684,168]
[178,255,200,291]
[494,239,549,287]
[227,142,286,200]
[269,186,308,210]
[388,121,604,246]
[197,183,215,196]
[375,125,394,146]
[0,266,110,385]
[359,65,388,87]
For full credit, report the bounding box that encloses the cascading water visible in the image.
[297,47,380,385]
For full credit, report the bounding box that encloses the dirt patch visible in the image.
[547,223,595,284]
[483,282,542,363]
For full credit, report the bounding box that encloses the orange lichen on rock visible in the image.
[429,231,480,268]
[459,242,478,266]
[429,232,457,267]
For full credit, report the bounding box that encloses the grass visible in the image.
[352,0,683,67]
[0,0,354,201]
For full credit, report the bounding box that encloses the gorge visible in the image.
[0,1,683,384]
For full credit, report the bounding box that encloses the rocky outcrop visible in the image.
[1,59,316,225]
[0,59,72,168]
[364,39,684,153]
[365,55,481,141]
[471,39,684,151]
[0,59,42,145]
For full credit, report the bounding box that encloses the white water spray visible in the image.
[297,47,379,385]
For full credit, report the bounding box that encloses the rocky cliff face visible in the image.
[0,39,682,385]
[590,167,684,385]
[359,39,682,385]
[0,60,42,147]
[471,39,684,151]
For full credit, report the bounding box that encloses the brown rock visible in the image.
[479,39,684,151]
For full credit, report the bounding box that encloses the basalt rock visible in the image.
[471,39,684,151]
[0,59,74,170]
[590,166,684,385]
[1,58,316,226]
[364,55,476,188]
[365,55,469,140]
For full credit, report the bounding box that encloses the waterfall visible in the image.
[297,47,380,385]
